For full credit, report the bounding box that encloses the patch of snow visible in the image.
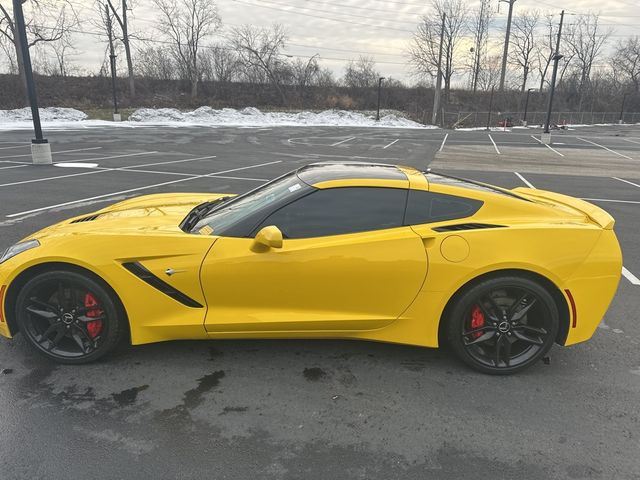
[0,107,87,123]
[54,162,99,168]
[128,107,435,129]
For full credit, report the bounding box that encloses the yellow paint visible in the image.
[0,169,622,353]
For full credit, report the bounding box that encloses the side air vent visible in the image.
[432,223,506,232]
[122,262,203,308]
[70,214,101,223]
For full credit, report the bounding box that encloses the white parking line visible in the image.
[576,137,633,160]
[623,138,640,145]
[612,177,640,189]
[0,146,102,160]
[0,164,28,171]
[0,154,217,188]
[0,144,30,151]
[6,161,282,218]
[622,267,640,286]
[581,198,640,204]
[382,139,399,149]
[488,134,500,154]
[330,136,355,147]
[120,168,268,182]
[438,133,449,152]
[531,135,564,157]
[53,151,157,165]
[514,172,536,189]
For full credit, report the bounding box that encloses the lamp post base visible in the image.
[113,113,122,122]
[31,140,52,165]
[541,132,552,145]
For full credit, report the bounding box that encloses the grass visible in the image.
[82,108,137,121]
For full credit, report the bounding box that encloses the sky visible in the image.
[4,0,640,83]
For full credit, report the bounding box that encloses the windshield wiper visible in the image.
[180,197,230,232]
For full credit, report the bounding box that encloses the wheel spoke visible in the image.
[57,282,66,309]
[28,298,59,313]
[503,337,513,367]
[73,325,97,351]
[464,330,496,346]
[513,329,544,345]
[48,328,66,350]
[494,335,503,366]
[26,305,58,321]
[71,331,89,354]
[77,314,106,323]
[39,322,60,342]
[476,300,500,323]
[510,297,537,322]
[514,324,547,335]
[463,325,495,336]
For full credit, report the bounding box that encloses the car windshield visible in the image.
[192,172,304,235]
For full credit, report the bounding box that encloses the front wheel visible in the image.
[446,276,559,375]
[16,270,126,364]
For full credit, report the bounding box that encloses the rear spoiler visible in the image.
[512,187,615,230]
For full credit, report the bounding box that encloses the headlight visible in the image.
[0,240,40,264]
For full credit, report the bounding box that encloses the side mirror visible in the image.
[251,225,283,252]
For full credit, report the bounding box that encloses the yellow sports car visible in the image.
[0,163,622,374]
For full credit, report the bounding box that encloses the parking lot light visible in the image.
[376,77,386,121]
[13,0,52,165]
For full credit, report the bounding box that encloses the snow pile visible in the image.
[129,106,432,128]
[0,107,87,123]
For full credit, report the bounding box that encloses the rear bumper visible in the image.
[563,229,622,346]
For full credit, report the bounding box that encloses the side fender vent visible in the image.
[433,223,506,232]
[122,262,203,308]
[70,214,101,223]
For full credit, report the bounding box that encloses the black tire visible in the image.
[446,275,559,375]
[15,270,126,364]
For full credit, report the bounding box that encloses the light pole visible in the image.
[523,88,534,126]
[619,92,629,124]
[376,76,386,121]
[13,0,52,164]
[431,12,446,126]
[542,10,565,145]
[105,3,120,121]
[499,0,517,91]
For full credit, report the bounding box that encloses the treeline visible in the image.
[0,0,639,124]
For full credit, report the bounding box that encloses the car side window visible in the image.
[404,190,483,225]
[252,187,408,239]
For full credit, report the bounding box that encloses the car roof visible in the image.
[296,162,423,189]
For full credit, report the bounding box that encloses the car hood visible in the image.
[28,192,234,239]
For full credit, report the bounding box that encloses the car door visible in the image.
[201,187,428,333]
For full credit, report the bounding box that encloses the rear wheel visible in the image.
[15,270,125,364]
[446,276,559,375]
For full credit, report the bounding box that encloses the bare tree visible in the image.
[136,45,176,80]
[509,10,539,92]
[200,45,240,83]
[343,55,379,88]
[291,54,320,90]
[0,1,77,88]
[408,0,468,99]
[153,0,221,98]
[565,13,611,101]
[468,0,492,91]
[0,28,16,73]
[98,0,136,97]
[229,24,289,104]
[610,36,640,92]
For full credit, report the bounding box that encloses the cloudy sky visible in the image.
[7,0,640,83]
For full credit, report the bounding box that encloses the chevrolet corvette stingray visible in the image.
[0,162,622,374]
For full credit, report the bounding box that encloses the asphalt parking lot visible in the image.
[0,122,639,480]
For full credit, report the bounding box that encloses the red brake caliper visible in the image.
[84,292,103,339]
[470,305,485,339]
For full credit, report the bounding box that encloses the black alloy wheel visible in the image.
[447,276,559,374]
[16,270,125,364]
